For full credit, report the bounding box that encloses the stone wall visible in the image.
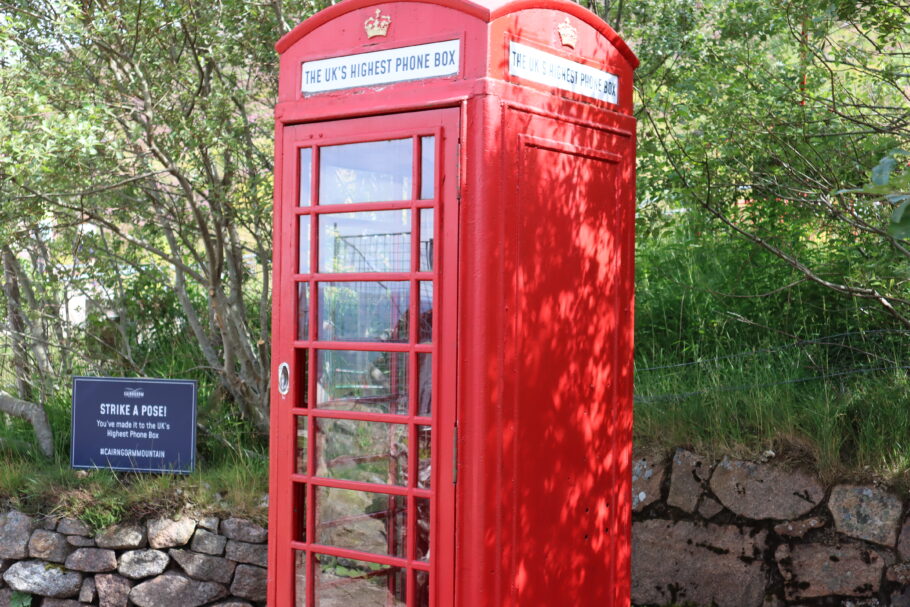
[7,450,910,607]
[0,512,266,607]
[633,448,910,607]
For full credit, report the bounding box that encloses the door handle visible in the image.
[278,362,290,396]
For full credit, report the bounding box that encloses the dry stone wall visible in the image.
[633,448,910,606]
[6,450,910,607]
[0,513,266,607]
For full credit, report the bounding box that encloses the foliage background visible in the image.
[0,0,908,518]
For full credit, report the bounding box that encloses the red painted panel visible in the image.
[509,109,633,605]
[275,1,636,605]
[452,93,635,607]
[277,2,488,105]
[489,9,636,113]
[276,0,636,68]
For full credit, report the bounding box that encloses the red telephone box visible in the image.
[269,1,637,605]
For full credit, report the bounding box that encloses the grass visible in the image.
[634,209,910,487]
[0,366,269,528]
[0,428,270,526]
[634,339,910,486]
[0,449,269,529]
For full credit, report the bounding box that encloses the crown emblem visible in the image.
[364,9,392,38]
[557,18,578,48]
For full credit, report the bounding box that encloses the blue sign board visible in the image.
[71,377,197,474]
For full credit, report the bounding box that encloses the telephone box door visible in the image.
[271,107,459,607]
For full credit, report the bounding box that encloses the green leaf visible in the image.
[10,591,32,607]
[889,200,910,239]
[872,155,897,186]
[856,184,895,196]
[891,173,910,192]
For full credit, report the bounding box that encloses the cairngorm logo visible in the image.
[124,387,145,399]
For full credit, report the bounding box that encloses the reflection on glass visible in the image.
[315,487,406,557]
[319,211,411,273]
[416,497,430,561]
[318,282,410,342]
[418,353,431,417]
[320,139,412,205]
[419,282,433,343]
[315,419,408,486]
[295,551,307,607]
[300,148,312,206]
[298,284,310,341]
[414,570,430,607]
[296,348,309,408]
[314,554,406,607]
[296,417,308,473]
[294,483,307,542]
[299,215,311,274]
[417,425,431,489]
[420,136,435,200]
[419,209,434,272]
[317,350,407,415]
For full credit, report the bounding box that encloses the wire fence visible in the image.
[3,323,908,407]
[634,329,910,404]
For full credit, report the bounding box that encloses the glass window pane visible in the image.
[299,216,311,274]
[319,139,412,204]
[294,483,307,542]
[319,211,411,273]
[296,348,309,408]
[315,487,406,558]
[317,350,408,415]
[419,282,432,343]
[295,551,307,607]
[420,136,435,200]
[419,209,434,272]
[318,281,409,343]
[418,353,431,417]
[300,148,312,206]
[316,419,409,486]
[314,554,406,607]
[415,497,430,561]
[296,417,308,474]
[414,571,430,607]
[417,425,431,489]
[298,284,310,341]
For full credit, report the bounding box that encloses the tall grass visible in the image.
[634,209,910,483]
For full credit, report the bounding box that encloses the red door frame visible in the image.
[270,108,460,607]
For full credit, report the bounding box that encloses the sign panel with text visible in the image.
[71,376,197,474]
[301,39,460,94]
[508,41,619,105]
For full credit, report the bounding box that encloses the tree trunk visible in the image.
[0,390,54,458]
[2,247,33,401]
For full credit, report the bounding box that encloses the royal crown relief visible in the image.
[363,9,574,49]
[557,17,578,49]
[364,9,392,38]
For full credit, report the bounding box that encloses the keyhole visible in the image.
[278,362,290,396]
